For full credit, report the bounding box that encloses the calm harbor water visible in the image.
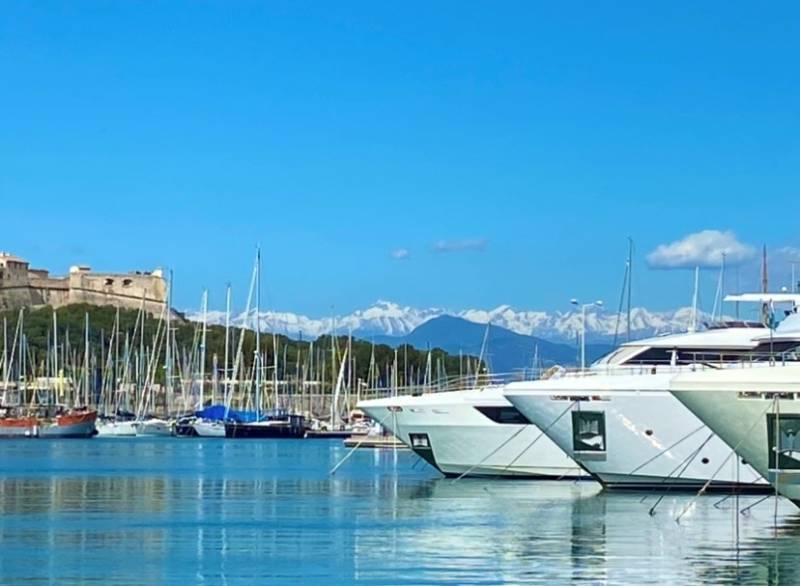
[1,439,798,585]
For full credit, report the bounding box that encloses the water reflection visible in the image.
[0,440,799,584]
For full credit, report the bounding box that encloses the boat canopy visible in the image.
[195,404,260,423]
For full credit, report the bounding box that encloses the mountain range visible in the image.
[191,300,707,344]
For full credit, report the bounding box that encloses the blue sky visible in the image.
[2,1,799,316]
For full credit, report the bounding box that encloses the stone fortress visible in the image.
[0,252,167,315]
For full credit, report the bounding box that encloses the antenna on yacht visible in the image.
[626,237,633,341]
[790,260,800,294]
[711,252,726,323]
[761,244,768,293]
[689,266,700,333]
[613,238,634,347]
[476,322,490,386]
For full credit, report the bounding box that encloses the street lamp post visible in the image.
[571,299,604,370]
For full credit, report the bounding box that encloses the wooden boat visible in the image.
[39,409,98,438]
[0,414,39,438]
[0,407,97,438]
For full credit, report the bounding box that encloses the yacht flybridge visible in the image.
[361,293,800,482]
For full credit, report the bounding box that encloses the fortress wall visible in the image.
[0,288,34,312]
[28,276,70,306]
[67,272,167,314]
[0,256,168,316]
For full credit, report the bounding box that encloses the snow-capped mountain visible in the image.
[186,300,714,343]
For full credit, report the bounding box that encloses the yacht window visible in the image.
[409,433,430,449]
[767,414,800,470]
[572,411,606,452]
[474,406,531,425]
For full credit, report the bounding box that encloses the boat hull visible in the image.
[224,422,305,439]
[193,420,226,437]
[359,389,588,479]
[133,419,173,437]
[39,411,98,438]
[505,387,767,490]
[671,367,800,504]
[96,420,137,437]
[0,418,38,438]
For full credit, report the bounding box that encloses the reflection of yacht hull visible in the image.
[359,389,587,479]
[671,366,800,505]
[506,388,767,490]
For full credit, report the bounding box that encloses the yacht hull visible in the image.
[505,388,767,490]
[133,419,173,437]
[672,380,800,504]
[359,389,587,479]
[96,420,137,437]
[192,420,226,438]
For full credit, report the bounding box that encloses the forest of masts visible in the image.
[0,300,481,420]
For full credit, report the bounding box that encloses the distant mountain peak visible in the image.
[186,299,713,343]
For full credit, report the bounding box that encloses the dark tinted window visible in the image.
[767,414,800,470]
[572,411,606,452]
[474,406,531,424]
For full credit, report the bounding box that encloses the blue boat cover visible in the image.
[194,404,260,423]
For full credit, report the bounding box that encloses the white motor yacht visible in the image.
[504,297,800,490]
[359,383,587,478]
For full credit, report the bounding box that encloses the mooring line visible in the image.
[628,424,707,477]
[740,493,773,516]
[451,425,528,483]
[674,399,775,524]
[497,401,577,476]
[639,434,712,504]
[329,409,394,476]
[647,433,715,516]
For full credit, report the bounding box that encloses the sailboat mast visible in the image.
[224,284,231,406]
[2,317,6,390]
[53,309,58,399]
[84,312,90,407]
[199,289,208,409]
[690,266,700,333]
[626,237,633,342]
[255,247,261,419]
[165,270,173,416]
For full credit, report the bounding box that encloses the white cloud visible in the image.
[647,230,756,269]
[431,238,488,253]
[391,248,410,260]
